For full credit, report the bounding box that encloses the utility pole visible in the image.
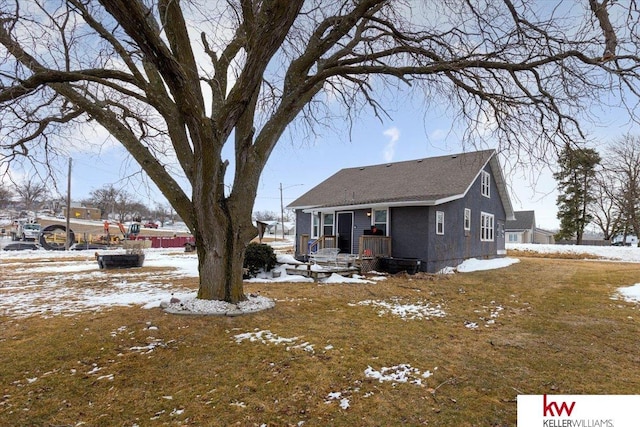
[280,183,303,241]
[280,183,284,241]
[65,158,72,250]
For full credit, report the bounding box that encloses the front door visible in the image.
[337,212,353,254]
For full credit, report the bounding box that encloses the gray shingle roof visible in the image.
[288,149,510,211]
[505,210,536,231]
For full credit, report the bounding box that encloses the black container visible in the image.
[379,257,422,274]
[97,253,145,269]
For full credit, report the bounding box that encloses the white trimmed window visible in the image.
[481,170,491,198]
[464,208,471,231]
[372,208,388,235]
[436,211,444,235]
[481,212,494,241]
[311,213,320,238]
[322,213,334,236]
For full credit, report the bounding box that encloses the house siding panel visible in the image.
[390,206,430,263]
[426,199,468,272]
[469,164,507,254]
[389,164,508,273]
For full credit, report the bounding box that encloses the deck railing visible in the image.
[299,234,337,256]
[358,235,392,258]
[298,234,391,259]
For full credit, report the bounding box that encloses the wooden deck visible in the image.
[286,262,359,280]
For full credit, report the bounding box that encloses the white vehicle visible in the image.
[13,222,42,241]
[612,234,638,246]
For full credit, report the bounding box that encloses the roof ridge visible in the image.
[338,149,496,172]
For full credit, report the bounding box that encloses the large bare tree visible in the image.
[607,134,640,246]
[0,183,14,209]
[590,167,622,241]
[14,178,47,213]
[1,1,639,302]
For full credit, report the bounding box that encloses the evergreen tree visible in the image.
[554,146,601,244]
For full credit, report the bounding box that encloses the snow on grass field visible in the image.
[506,242,640,262]
[1,241,640,319]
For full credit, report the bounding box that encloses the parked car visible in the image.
[3,242,42,251]
[143,222,158,229]
[70,243,110,250]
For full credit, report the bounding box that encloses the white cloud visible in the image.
[429,128,447,141]
[383,127,400,162]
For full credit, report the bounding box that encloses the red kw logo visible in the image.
[543,395,576,417]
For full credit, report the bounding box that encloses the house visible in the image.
[505,210,556,244]
[611,234,638,246]
[260,220,296,237]
[288,149,515,273]
[62,204,101,221]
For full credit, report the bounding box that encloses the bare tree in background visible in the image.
[14,179,47,213]
[607,135,640,246]
[87,185,121,220]
[152,203,174,225]
[0,184,13,209]
[254,211,280,222]
[113,191,136,223]
[1,1,639,303]
[590,167,622,240]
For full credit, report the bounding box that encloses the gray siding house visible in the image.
[505,210,536,243]
[505,210,556,244]
[288,149,515,273]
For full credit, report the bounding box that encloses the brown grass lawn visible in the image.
[1,255,640,426]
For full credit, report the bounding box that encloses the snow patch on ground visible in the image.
[352,299,446,320]
[3,242,640,317]
[455,257,520,272]
[364,364,436,386]
[163,294,275,316]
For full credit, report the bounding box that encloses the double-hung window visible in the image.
[322,213,334,236]
[372,208,388,235]
[436,211,445,235]
[481,171,491,198]
[311,213,320,238]
[464,208,471,231]
[481,212,494,241]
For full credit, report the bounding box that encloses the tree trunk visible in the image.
[189,150,258,304]
[194,201,255,303]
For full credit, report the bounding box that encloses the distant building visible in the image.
[505,210,555,244]
[62,204,101,221]
[612,234,638,246]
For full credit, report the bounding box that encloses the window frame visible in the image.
[464,208,471,231]
[481,170,491,198]
[322,213,335,236]
[372,208,388,235]
[436,210,445,235]
[311,213,320,238]
[480,212,494,241]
